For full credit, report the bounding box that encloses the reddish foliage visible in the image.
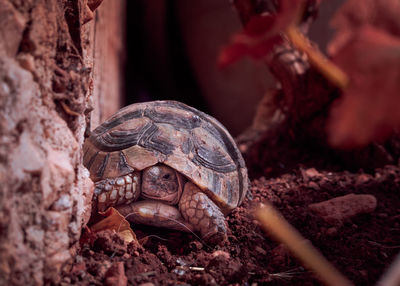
[328,0,400,55]
[218,36,283,67]
[328,0,400,148]
[222,0,400,148]
[218,0,304,67]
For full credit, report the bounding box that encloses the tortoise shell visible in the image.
[83,101,248,213]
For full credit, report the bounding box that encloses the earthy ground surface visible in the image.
[61,131,400,285]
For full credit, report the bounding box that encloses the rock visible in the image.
[93,230,128,256]
[51,194,72,211]
[355,174,372,185]
[189,240,203,251]
[211,250,230,259]
[10,130,44,179]
[325,227,338,236]
[17,53,35,72]
[308,194,377,226]
[301,168,322,182]
[0,0,27,56]
[95,260,112,279]
[104,262,127,286]
[206,254,246,283]
[270,244,290,266]
[308,181,320,190]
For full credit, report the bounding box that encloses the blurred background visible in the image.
[123,0,344,136]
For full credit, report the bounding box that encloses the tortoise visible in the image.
[83,100,249,244]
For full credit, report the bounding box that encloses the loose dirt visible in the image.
[62,135,400,285]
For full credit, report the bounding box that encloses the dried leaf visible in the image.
[218,0,304,67]
[328,26,400,148]
[90,207,137,243]
[79,225,94,246]
[88,0,104,12]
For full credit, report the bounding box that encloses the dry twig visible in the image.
[255,203,354,286]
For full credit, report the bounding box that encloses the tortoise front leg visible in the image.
[94,172,141,212]
[179,182,227,245]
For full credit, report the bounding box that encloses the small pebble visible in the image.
[308,181,320,190]
[308,193,377,226]
[17,53,35,71]
[189,240,203,251]
[301,168,322,181]
[325,227,337,236]
[254,246,267,255]
[97,260,112,278]
[270,244,290,266]
[104,262,127,286]
[211,250,230,259]
[356,174,371,185]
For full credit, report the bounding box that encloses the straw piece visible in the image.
[286,26,349,89]
[255,203,354,286]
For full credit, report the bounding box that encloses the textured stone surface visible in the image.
[0,0,100,284]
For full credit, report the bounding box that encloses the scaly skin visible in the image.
[141,165,183,205]
[179,181,227,245]
[94,172,141,212]
[93,165,227,244]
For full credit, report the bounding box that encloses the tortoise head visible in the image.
[141,164,185,205]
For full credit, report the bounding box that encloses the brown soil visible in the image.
[61,133,400,285]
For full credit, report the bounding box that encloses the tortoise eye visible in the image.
[163,174,171,179]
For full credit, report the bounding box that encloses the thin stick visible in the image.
[60,101,81,116]
[286,26,349,89]
[376,252,400,286]
[255,203,354,286]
